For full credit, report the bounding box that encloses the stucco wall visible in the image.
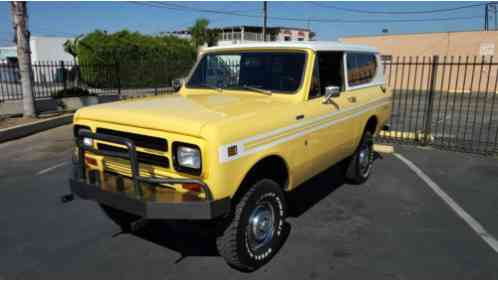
[30,36,74,62]
[339,31,498,58]
[340,31,498,93]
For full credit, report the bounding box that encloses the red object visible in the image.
[183,183,202,193]
[85,157,97,166]
[298,31,305,36]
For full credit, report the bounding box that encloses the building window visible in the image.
[381,55,392,61]
[346,53,377,87]
[284,36,291,41]
[297,38,304,41]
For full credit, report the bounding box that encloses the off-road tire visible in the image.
[216,179,287,272]
[346,130,374,184]
[99,204,139,232]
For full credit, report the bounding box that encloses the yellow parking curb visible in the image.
[380,130,434,142]
[373,144,394,154]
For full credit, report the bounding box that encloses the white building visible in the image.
[0,36,75,82]
[172,25,315,47]
[216,26,314,46]
[29,36,74,63]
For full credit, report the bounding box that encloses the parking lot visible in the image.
[0,125,497,279]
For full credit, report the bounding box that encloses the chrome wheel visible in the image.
[247,201,275,252]
[358,142,373,177]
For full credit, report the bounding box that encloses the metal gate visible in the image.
[378,56,498,156]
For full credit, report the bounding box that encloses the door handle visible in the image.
[296,114,305,120]
[348,96,357,103]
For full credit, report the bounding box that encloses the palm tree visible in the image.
[189,18,210,49]
[63,35,82,87]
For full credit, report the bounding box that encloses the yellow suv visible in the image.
[68,42,391,271]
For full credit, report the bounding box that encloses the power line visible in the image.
[309,1,488,15]
[129,2,483,24]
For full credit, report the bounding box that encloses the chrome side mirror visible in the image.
[323,85,340,104]
[172,78,184,92]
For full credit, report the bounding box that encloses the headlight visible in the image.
[82,137,93,147]
[176,145,201,170]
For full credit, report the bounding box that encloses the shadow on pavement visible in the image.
[129,154,382,263]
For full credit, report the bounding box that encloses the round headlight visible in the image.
[83,137,93,147]
[176,146,201,170]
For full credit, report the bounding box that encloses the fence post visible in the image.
[115,62,121,96]
[423,55,439,145]
[60,61,67,91]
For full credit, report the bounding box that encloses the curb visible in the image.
[0,113,73,143]
[379,130,434,142]
[374,144,394,154]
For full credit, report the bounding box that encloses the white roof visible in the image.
[205,41,378,53]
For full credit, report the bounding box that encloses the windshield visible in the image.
[187,51,306,94]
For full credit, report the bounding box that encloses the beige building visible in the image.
[339,30,498,59]
[340,31,498,93]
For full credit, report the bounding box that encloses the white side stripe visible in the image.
[394,153,498,254]
[219,97,390,163]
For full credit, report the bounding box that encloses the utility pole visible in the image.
[485,2,489,31]
[493,3,498,30]
[11,1,36,117]
[263,1,267,42]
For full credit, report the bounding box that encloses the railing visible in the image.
[379,56,498,155]
[0,60,190,101]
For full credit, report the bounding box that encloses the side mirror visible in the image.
[172,78,184,92]
[323,85,341,104]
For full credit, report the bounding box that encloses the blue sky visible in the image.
[0,1,492,46]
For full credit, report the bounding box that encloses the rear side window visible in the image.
[346,53,377,87]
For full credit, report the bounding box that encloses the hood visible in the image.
[75,93,286,136]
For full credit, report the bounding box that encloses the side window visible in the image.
[347,53,377,87]
[308,51,344,100]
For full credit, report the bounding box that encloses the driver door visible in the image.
[303,52,359,175]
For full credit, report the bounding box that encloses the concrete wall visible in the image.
[339,30,498,58]
[30,36,74,62]
[29,36,75,83]
[340,31,498,93]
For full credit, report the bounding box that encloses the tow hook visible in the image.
[60,193,75,203]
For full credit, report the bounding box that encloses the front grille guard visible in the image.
[75,129,213,201]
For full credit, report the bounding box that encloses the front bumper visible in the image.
[68,129,230,220]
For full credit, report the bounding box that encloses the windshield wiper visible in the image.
[230,85,272,96]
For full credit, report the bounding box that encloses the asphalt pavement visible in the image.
[0,125,497,279]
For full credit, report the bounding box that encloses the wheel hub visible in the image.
[248,202,275,251]
[359,144,372,175]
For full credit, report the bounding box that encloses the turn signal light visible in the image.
[182,183,202,193]
[85,157,98,166]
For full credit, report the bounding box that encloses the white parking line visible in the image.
[36,161,70,176]
[394,153,498,254]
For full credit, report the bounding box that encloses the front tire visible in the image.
[346,130,374,184]
[216,179,287,272]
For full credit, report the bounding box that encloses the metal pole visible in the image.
[116,62,121,96]
[485,3,489,31]
[423,55,439,145]
[60,60,66,91]
[263,1,267,42]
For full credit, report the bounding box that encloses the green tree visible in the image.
[63,35,83,87]
[189,18,210,48]
[63,35,82,62]
[74,29,196,88]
